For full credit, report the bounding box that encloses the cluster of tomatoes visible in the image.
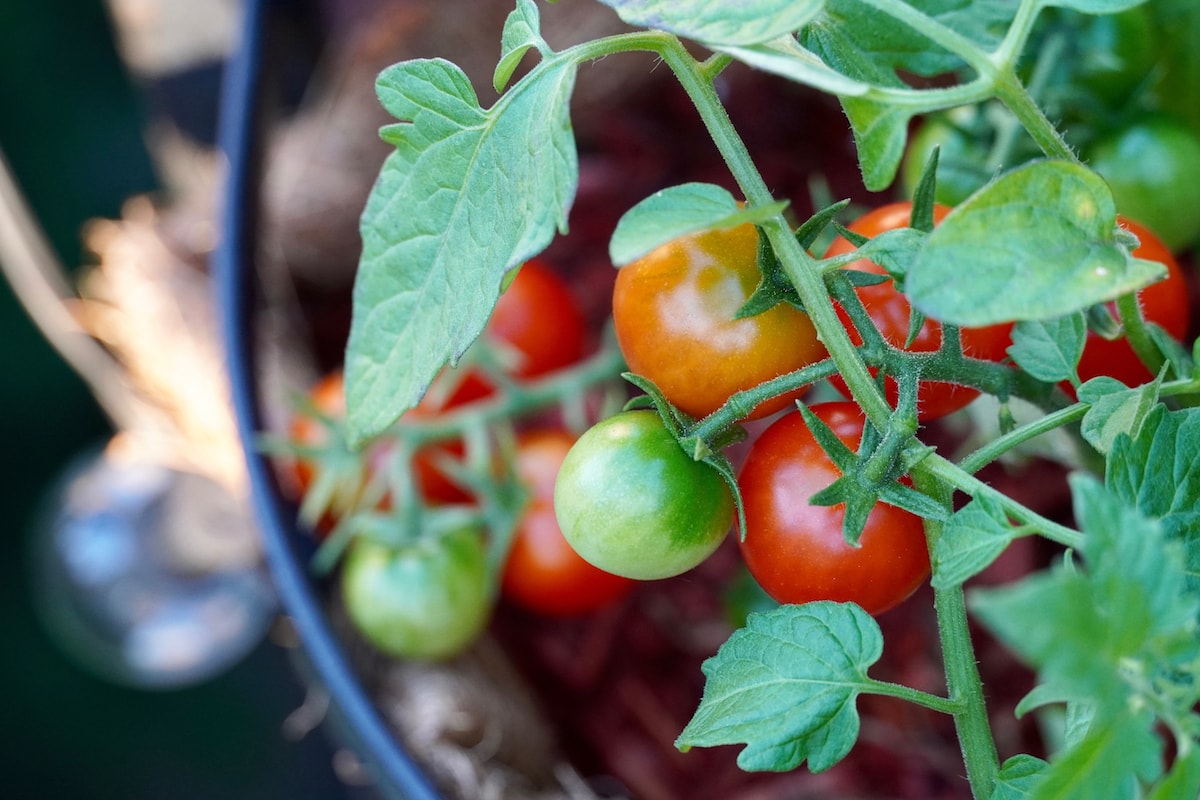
[282,260,635,659]
[284,193,1190,656]
[558,201,1189,617]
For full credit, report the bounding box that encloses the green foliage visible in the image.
[931,495,1015,589]
[337,0,1200,796]
[596,0,824,46]
[346,49,578,444]
[971,473,1200,797]
[906,160,1167,326]
[1008,315,1086,384]
[608,183,787,266]
[676,602,883,772]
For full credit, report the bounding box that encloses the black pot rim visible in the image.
[213,1,443,797]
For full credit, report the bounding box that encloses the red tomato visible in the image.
[1075,217,1191,387]
[824,202,1014,420]
[613,222,828,421]
[500,428,635,616]
[433,258,590,408]
[737,402,930,616]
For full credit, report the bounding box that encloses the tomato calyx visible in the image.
[794,401,945,546]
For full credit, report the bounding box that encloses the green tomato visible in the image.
[1086,114,1200,251]
[553,410,734,581]
[901,110,995,206]
[340,525,490,660]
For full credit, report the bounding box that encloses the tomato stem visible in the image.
[914,471,1000,800]
[655,40,895,430]
[957,402,1089,474]
[1115,292,1168,381]
[866,680,962,716]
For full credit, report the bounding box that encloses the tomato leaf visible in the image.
[992,754,1049,800]
[596,0,823,47]
[1077,376,1159,455]
[971,474,1200,722]
[906,160,1168,327]
[1007,314,1086,383]
[931,495,1015,589]
[677,602,882,772]
[714,37,871,96]
[345,56,578,444]
[840,96,915,192]
[1040,0,1149,12]
[609,183,787,266]
[1106,405,1200,574]
[1024,708,1162,800]
[494,0,548,93]
[1148,748,1200,800]
[799,0,1014,80]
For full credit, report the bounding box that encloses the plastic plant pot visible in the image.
[214,0,445,797]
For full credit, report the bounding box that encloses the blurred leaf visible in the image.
[1027,708,1161,800]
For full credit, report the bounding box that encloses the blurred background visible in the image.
[0,1,358,797]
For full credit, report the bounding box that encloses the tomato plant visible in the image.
[613,221,827,420]
[738,402,929,616]
[340,524,490,661]
[823,202,1014,420]
[500,428,635,616]
[322,0,1200,796]
[1075,217,1191,388]
[553,410,734,581]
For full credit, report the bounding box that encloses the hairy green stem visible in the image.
[654,41,894,429]
[1116,292,1166,380]
[915,472,1000,799]
[958,402,1088,474]
[868,680,962,716]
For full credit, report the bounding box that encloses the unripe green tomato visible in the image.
[341,526,490,660]
[553,410,734,581]
[900,111,993,206]
[1086,114,1200,251]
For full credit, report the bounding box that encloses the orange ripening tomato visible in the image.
[613,222,827,421]
[824,202,1014,420]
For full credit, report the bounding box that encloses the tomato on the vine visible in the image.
[1075,217,1191,388]
[340,525,490,660]
[737,402,930,616]
[554,410,734,581]
[1085,115,1200,252]
[613,222,827,421]
[501,428,635,616]
[824,202,1014,420]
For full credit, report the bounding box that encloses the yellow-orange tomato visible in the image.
[613,223,827,421]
